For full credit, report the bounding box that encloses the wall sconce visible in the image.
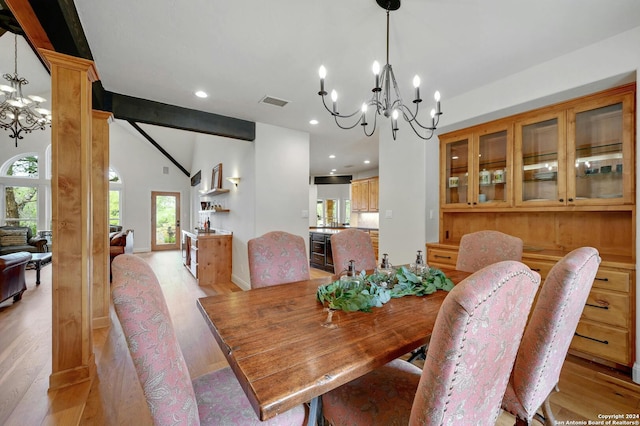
[226,177,241,187]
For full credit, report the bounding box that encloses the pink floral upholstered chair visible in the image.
[456,230,524,273]
[330,228,377,275]
[502,247,600,425]
[248,231,310,288]
[111,254,305,425]
[321,260,541,425]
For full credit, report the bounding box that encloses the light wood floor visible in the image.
[0,251,638,425]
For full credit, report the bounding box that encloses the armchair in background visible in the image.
[0,251,32,304]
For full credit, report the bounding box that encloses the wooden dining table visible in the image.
[196,267,470,424]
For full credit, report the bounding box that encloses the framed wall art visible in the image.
[211,163,223,190]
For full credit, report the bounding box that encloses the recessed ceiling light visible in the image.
[329,154,336,159]
[329,171,334,175]
[309,119,318,125]
[364,160,370,164]
[195,90,208,98]
[331,168,337,172]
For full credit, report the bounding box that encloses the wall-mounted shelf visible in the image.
[199,188,230,197]
[199,209,230,213]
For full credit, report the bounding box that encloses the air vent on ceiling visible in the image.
[259,95,289,107]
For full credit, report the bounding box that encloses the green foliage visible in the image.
[317,266,455,313]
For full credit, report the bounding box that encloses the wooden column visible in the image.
[92,110,112,329]
[40,49,99,390]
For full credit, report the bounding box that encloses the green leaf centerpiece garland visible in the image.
[316,265,454,313]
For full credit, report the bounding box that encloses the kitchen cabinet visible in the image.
[352,177,379,212]
[440,122,512,208]
[182,230,232,285]
[309,231,334,272]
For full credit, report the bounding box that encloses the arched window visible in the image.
[1,154,40,233]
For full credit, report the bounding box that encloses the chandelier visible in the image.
[0,34,51,146]
[317,0,442,141]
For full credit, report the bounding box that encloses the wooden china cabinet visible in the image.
[430,83,636,372]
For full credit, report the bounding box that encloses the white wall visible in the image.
[379,128,428,265]
[109,121,192,252]
[191,123,310,289]
[381,26,640,380]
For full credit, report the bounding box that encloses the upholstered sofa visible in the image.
[0,252,32,304]
[0,226,47,255]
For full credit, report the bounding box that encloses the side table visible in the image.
[29,252,52,285]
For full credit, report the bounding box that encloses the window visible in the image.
[109,190,121,226]
[5,186,38,233]
[2,155,39,234]
[109,167,123,226]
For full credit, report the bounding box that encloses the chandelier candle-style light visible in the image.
[317,0,442,141]
[0,34,51,146]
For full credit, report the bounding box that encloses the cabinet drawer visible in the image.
[427,248,457,268]
[311,233,326,241]
[581,289,629,328]
[571,320,629,366]
[311,253,325,265]
[523,260,555,280]
[592,268,630,292]
[311,241,325,254]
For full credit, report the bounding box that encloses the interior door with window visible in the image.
[151,191,180,251]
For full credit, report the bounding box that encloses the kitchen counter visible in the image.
[181,229,232,285]
[309,227,378,234]
[309,228,379,272]
[184,228,233,238]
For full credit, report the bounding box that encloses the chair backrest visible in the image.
[248,231,310,288]
[409,260,540,425]
[111,254,200,425]
[455,230,523,273]
[507,247,600,418]
[330,229,377,274]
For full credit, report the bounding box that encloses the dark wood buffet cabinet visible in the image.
[429,84,636,372]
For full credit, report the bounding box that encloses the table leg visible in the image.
[35,260,41,285]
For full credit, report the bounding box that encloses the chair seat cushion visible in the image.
[193,366,306,425]
[321,359,422,426]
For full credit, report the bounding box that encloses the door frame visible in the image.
[151,191,181,251]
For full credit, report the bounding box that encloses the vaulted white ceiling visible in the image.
[4,1,640,177]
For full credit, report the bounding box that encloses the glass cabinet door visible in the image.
[476,126,511,206]
[442,135,471,208]
[567,92,634,205]
[515,111,566,206]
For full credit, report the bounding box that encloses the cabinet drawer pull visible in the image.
[574,332,608,345]
[585,302,609,310]
[594,277,609,282]
[434,255,452,259]
[530,268,541,272]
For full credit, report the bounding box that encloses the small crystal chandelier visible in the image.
[0,34,51,146]
[317,0,442,141]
